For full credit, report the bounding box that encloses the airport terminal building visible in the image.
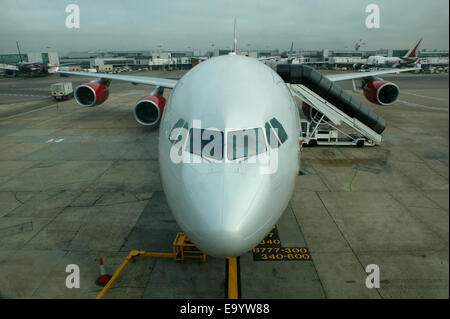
[1,46,448,75]
[0,51,59,65]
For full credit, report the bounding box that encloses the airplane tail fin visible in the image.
[403,38,422,59]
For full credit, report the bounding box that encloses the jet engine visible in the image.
[363,78,400,106]
[134,94,166,126]
[74,81,109,107]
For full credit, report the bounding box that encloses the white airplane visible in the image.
[260,42,326,66]
[366,38,422,68]
[57,30,420,258]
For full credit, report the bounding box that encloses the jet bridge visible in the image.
[289,84,383,146]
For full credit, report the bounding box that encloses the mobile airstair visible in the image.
[289,84,383,147]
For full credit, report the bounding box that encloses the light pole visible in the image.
[157,45,162,70]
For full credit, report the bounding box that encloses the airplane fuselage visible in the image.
[366,56,418,67]
[158,55,301,258]
[365,39,422,68]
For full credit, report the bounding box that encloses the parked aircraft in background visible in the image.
[0,41,50,77]
[1,63,50,77]
[365,38,423,68]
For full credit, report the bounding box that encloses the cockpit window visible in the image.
[270,118,288,143]
[265,118,288,149]
[227,128,267,160]
[169,118,188,144]
[187,128,224,160]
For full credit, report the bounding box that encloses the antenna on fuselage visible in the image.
[229,19,238,56]
[228,19,238,56]
[234,18,237,55]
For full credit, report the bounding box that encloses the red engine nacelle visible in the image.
[74,81,109,107]
[134,94,166,126]
[363,80,399,106]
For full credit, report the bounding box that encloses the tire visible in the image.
[307,139,318,147]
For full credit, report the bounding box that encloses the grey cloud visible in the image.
[0,0,448,53]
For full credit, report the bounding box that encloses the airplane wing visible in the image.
[258,56,279,61]
[326,66,419,82]
[300,61,327,64]
[56,69,178,89]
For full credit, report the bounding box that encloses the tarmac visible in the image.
[0,70,448,299]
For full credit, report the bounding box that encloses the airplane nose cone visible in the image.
[180,165,268,258]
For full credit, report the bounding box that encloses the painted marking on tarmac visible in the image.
[0,93,49,98]
[0,103,57,121]
[252,225,311,261]
[46,138,65,143]
[402,91,448,102]
[19,88,50,92]
[397,99,449,112]
[0,88,50,91]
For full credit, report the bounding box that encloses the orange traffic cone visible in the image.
[95,258,111,286]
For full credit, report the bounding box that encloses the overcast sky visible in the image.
[0,0,448,54]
